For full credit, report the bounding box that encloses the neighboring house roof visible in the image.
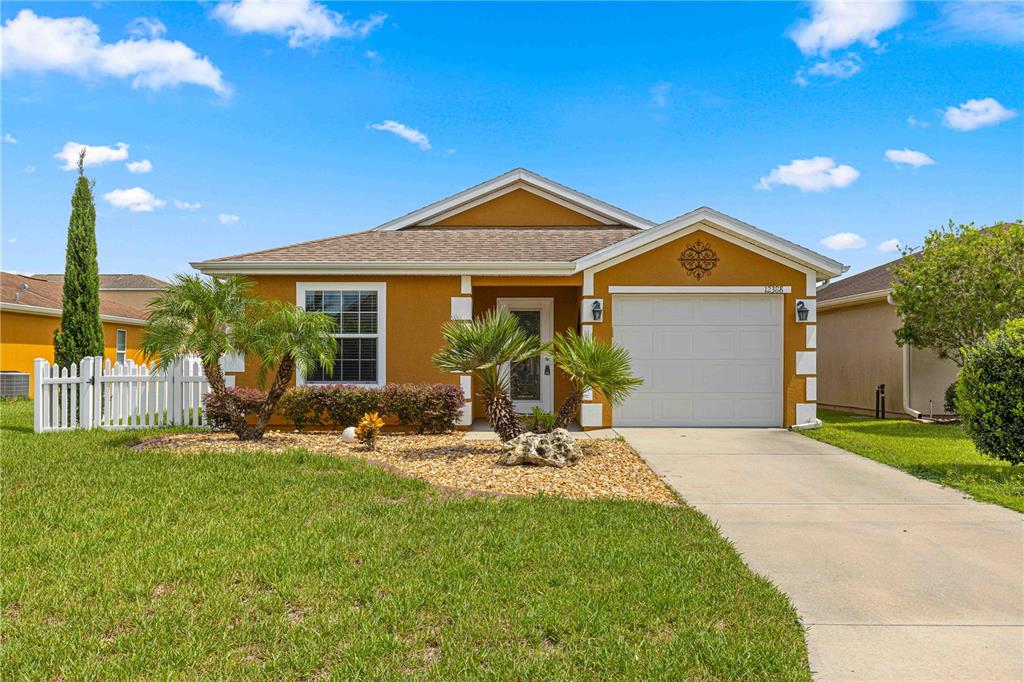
[193,170,846,279]
[36,273,169,290]
[0,272,149,323]
[817,258,899,303]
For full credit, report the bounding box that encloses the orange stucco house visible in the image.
[193,169,845,429]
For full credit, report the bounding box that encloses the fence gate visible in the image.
[33,357,210,433]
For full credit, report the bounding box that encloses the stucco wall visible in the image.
[0,310,146,396]
[586,224,813,428]
[909,346,960,418]
[817,300,906,416]
[428,189,606,227]
[234,275,462,394]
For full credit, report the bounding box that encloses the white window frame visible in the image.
[115,328,127,365]
[295,282,387,387]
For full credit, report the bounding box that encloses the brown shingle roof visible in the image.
[37,273,169,290]
[1,273,148,320]
[198,227,641,264]
[817,257,904,302]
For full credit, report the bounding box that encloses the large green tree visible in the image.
[53,149,104,368]
[891,220,1024,366]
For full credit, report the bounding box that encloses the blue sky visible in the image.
[2,1,1022,280]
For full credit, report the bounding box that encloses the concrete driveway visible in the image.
[617,427,1024,681]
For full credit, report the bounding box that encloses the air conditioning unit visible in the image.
[0,371,30,399]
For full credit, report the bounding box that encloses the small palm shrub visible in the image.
[433,309,542,442]
[549,330,643,429]
[203,388,268,431]
[356,412,384,449]
[522,407,557,434]
[955,319,1024,464]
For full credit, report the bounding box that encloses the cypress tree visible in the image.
[53,149,104,368]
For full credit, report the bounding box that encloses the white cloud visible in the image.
[103,187,165,212]
[788,0,909,56]
[55,141,129,170]
[755,156,860,192]
[821,232,867,250]
[906,115,930,128]
[370,120,431,150]
[364,49,379,59]
[8,237,16,244]
[218,213,240,225]
[877,238,901,253]
[884,148,935,168]
[2,133,16,144]
[126,159,152,174]
[126,17,166,39]
[943,97,1018,131]
[174,199,201,210]
[650,81,672,107]
[937,2,1023,44]
[213,0,387,48]
[21,165,35,174]
[795,53,862,85]
[1,9,230,95]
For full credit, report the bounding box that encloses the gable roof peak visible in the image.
[372,168,655,231]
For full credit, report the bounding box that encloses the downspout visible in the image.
[888,293,921,419]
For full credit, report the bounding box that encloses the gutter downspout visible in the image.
[888,293,921,419]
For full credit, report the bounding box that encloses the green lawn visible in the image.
[803,410,1024,513]
[1,400,809,680]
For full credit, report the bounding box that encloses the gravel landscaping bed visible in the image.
[138,431,678,504]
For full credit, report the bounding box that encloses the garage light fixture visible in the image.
[591,299,603,322]
[796,300,809,321]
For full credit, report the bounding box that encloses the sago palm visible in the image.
[433,308,542,441]
[549,329,643,429]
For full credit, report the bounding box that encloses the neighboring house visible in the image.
[37,273,168,311]
[0,273,148,395]
[817,257,959,418]
[193,168,845,429]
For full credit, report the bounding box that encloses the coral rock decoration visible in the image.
[498,429,582,468]
[678,240,720,280]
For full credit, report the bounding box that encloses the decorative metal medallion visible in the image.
[679,240,720,280]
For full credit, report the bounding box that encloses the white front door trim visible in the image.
[497,297,554,413]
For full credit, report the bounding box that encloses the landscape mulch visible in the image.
[137,431,678,505]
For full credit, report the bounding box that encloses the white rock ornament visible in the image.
[341,426,357,443]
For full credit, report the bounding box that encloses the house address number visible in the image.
[763,285,786,294]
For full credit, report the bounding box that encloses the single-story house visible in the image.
[37,273,168,311]
[817,257,959,418]
[193,168,845,429]
[0,272,148,395]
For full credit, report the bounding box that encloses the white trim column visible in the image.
[452,278,474,425]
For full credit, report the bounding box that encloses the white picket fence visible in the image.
[33,356,211,433]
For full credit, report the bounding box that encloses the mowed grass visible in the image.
[1,400,810,680]
[804,410,1024,513]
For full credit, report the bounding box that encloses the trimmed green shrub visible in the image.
[203,388,268,432]
[944,381,959,415]
[956,319,1024,464]
[278,383,464,434]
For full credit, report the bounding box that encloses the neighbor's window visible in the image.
[115,329,127,365]
[299,284,385,385]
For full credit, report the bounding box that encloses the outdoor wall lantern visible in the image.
[796,300,809,321]
[591,299,604,322]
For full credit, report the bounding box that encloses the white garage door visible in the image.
[613,295,783,427]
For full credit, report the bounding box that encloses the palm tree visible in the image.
[433,308,542,442]
[143,274,335,441]
[548,329,643,429]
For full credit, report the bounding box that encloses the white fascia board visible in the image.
[371,168,654,231]
[191,260,577,277]
[816,289,891,310]
[574,207,846,279]
[0,302,148,325]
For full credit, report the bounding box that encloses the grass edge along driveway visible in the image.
[1,400,811,680]
[802,409,1024,513]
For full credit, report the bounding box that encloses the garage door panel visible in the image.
[613,294,783,427]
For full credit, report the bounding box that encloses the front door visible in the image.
[497,298,554,414]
